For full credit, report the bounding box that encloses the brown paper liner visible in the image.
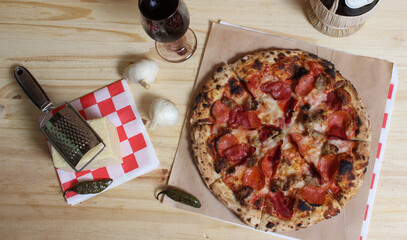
[164,22,393,239]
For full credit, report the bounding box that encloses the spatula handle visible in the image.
[14,66,53,112]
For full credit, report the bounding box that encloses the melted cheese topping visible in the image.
[279,144,312,177]
[292,179,306,189]
[223,165,246,191]
[302,135,324,166]
[257,94,284,125]
[306,89,328,110]
[328,138,354,153]
[230,129,255,144]
[259,138,280,160]
[309,107,328,133]
[313,121,328,133]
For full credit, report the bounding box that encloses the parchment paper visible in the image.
[164,22,394,240]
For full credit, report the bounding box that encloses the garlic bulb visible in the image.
[149,98,179,130]
[123,59,159,88]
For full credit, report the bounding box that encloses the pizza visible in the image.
[190,49,371,232]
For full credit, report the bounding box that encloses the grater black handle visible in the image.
[14,66,52,112]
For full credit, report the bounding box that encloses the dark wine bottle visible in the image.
[320,0,379,16]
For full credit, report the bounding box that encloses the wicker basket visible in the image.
[307,0,379,37]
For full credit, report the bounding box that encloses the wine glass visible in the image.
[138,0,197,63]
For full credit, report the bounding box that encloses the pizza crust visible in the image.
[191,64,251,125]
[338,82,371,142]
[258,193,341,232]
[190,124,221,188]
[335,141,370,206]
[210,178,264,228]
[230,49,303,81]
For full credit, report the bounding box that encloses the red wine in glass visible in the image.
[139,0,197,62]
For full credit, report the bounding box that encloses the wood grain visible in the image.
[0,0,407,239]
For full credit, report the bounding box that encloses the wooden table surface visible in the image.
[1,0,406,239]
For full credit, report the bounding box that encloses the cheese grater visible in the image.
[14,66,105,172]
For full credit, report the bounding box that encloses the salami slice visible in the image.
[211,100,231,123]
[299,186,328,205]
[223,143,255,165]
[216,133,239,157]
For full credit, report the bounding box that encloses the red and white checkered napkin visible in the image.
[49,80,159,206]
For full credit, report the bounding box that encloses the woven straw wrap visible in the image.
[307,0,379,36]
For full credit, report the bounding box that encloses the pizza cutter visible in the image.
[14,66,105,172]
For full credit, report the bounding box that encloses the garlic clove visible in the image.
[149,98,179,131]
[123,59,159,88]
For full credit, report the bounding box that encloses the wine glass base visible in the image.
[155,28,197,63]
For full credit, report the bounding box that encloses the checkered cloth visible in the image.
[46,80,159,205]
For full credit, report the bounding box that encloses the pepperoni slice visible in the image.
[211,100,231,123]
[278,97,296,125]
[318,154,339,182]
[261,81,292,100]
[328,111,351,129]
[265,192,293,220]
[328,127,347,139]
[277,98,290,114]
[336,87,352,106]
[216,133,239,157]
[295,74,316,96]
[261,156,274,179]
[261,145,281,179]
[285,79,298,92]
[246,78,262,98]
[243,167,265,190]
[223,143,255,165]
[327,111,351,139]
[243,111,262,129]
[290,132,307,156]
[300,186,327,205]
[326,91,341,111]
[228,109,261,129]
[259,126,280,142]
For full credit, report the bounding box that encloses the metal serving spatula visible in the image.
[14,66,105,172]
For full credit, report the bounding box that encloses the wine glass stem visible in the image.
[162,35,187,56]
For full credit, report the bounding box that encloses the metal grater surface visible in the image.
[14,66,105,172]
[41,104,103,169]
